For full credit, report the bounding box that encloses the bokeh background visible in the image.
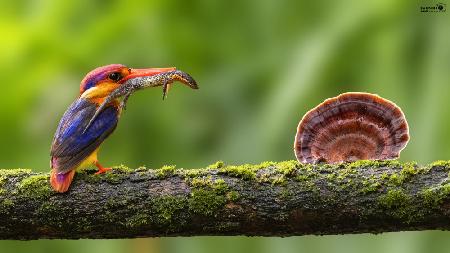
[1,0,449,252]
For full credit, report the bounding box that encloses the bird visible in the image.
[50,64,198,193]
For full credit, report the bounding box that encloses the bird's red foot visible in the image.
[94,161,112,175]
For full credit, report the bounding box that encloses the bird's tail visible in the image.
[50,169,75,193]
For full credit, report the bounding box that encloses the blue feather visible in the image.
[51,98,119,172]
[58,104,116,153]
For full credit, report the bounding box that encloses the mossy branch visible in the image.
[1,160,450,239]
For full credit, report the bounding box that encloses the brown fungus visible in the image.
[294,92,409,164]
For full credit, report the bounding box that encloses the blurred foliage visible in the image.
[0,0,449,252]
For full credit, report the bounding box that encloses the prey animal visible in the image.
[50,64,198,192]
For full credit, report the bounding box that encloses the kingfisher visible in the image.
[50,64,198,193]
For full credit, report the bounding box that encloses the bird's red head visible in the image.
[80,64,175,100]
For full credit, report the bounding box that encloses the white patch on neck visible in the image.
[81,87,98,98]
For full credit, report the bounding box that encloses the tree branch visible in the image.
[1,160,450,239]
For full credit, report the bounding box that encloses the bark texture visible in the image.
[1,160,450,239]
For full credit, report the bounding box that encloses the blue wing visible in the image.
[51,98,119,173]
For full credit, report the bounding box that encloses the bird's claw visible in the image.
[94,167,111,175]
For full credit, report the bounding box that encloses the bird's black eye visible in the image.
[109,72,122,82]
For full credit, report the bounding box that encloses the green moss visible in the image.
[38,201,55,212]
[189,176,213,188]
[361,182,381,194]
[0,161,444,214]
[399,162,419,179]
[79,174,102,184]
[207,161,224,169]
[338,160,408,187]
[337,166,358,177]
[279,188,293,200]
[388,173,401,186]
[136,166,149,170]
[429,160,450,170]
[378,189,422,222]
[76,168,106,183]
[184,175,231,216]
[0,199,14,214]
[384,162,419,186]
[293,166,320,192]
[226,191,240,202]
[102,210,117,223]
[251,160,297,184]
[0,176,6,195]
[2,199,13,208]
[101,198,130,223]
[113,165,134,173]
[75,217,92,232]
[295,168,319,181]
[297,181,318,192]
[271,175,287,186]
[104,197,130,209]
[267,161,298,183]
[344,160,402,170]
[258,172,271,183]
[152,196,187,222]
[421,183,450,207]
[36,202,61,223]
[125,213,150,228]
[257,161,277,167]
[255,160,298,185]
[0,168,32,176]
[181,168,207,178]
[296,175,309,182]
[18,175,52,198]
[217,160,297,184]
[184,160,418,188]
[188,177,228,193]
[102,172,124,184]
[379,189,409,208]
[219,164,257,180]
[326,173,336,181]
[156,165,176,179]
[188,189,227,216]
[422,188,437,207]
[296,161,403,192]
[211,179,228,193]
[275,160,298,173]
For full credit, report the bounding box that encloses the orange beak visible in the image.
[120,67,176,83]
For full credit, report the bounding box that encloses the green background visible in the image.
[1,0,449,252]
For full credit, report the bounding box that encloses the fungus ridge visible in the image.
[294,92,409,164]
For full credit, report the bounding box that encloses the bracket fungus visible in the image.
[294,92,409,164]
